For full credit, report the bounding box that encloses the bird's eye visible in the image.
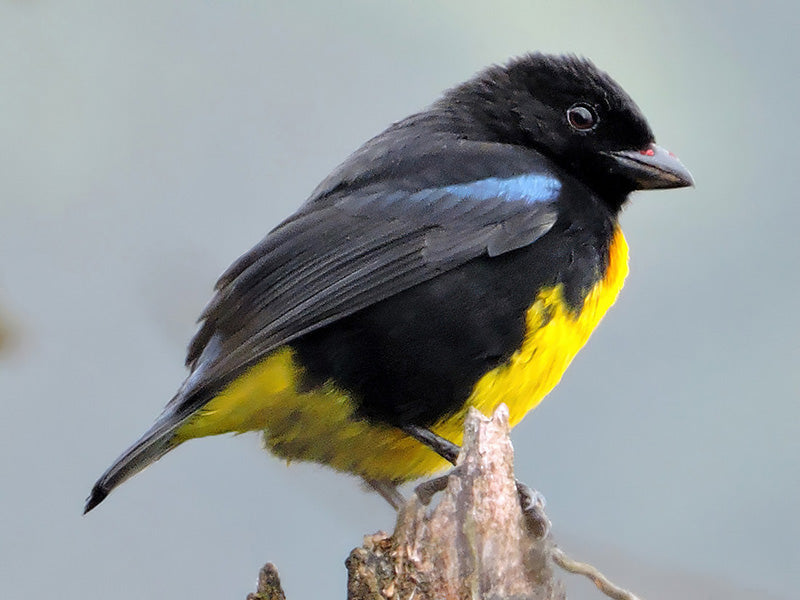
[566,104,598,131]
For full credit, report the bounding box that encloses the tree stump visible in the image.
[346,405,564,600]
[249,405,642,600]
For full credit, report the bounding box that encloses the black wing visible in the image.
[172,138,566,422]
[83,138,568,512]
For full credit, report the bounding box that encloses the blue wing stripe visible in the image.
[341,173,561,212]
[441,173,561,204]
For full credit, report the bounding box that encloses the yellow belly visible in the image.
[175,228,629,482]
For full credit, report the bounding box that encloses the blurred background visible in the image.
[1,1,798,598]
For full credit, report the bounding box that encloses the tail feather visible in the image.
[84,414,182,514]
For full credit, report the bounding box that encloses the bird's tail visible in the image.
[84,410,183,514]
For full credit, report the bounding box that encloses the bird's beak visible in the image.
[603,143,694,190]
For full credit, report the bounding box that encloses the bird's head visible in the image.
[443,53,693,207]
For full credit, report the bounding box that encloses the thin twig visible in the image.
[551,548,642,600]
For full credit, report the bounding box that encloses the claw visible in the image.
[414,471,459,505]
[516,480,550,538]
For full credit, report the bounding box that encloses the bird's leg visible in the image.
[400,425,461,505]
[365,478,406,511]
[402,423,550,537]
[401,424,460,465]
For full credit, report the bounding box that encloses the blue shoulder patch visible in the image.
[343,172,562,214]
[442,173,562,205]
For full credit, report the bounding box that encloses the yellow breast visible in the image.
[176,227,630,483]
[446,225,630,433]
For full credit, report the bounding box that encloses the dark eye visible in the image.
[566,103,598,131]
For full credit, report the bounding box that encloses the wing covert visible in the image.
[174,141,569,422]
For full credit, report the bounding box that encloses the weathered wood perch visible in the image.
[248,405,642,600]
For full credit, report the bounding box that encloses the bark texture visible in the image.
[345,405,564,600]
[248,405,642,600]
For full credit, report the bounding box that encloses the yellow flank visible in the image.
[174,227,629,483]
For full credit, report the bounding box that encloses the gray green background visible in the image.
[1,1,798,598]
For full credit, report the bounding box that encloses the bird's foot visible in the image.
[400,423,550,536]
[413,470,460,505]
[516,480,550,538]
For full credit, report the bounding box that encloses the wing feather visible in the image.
[174,140,567,422]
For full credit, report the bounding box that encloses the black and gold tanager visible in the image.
[85,54,693,513]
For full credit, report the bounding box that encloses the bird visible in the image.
[85,53,693,514]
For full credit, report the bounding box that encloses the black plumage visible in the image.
[176,54,660,425]
[85,53,693,513]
